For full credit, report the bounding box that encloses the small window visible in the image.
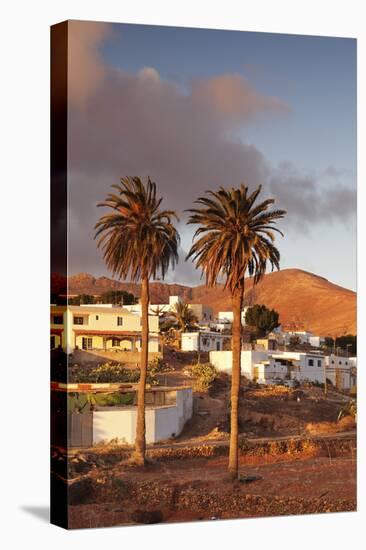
[96,315,99,320]
[117,316,124,326]
[53,315,63,325]
[339,361,342,365]
[112,338,120,347]
[317,360,321,367]
[74,316,84,325]
[345,361,348,365]
[82,337,92,350]
[308,359,314,367]
[202,338,208,346]
[50,335,55,349]
[331,360,335,364]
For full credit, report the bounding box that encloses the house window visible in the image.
[53,315,63,325]
[82,337,92,350]
[96,315,99,320]
[74,316,85,325]
[308,359,314,366]
[317,360,322,367]
[112,338,120,347]
[345,361,348,365]
[202,338,208,346]
[331,360,335,364]
[50,335,55,349]
[117,316,124,326]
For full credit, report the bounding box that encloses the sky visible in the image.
[66,21,357,290]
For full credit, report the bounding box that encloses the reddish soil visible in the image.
[66,450,356,529]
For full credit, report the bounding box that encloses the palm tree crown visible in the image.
[186,184,286,292]
[169,301,198,332]
[95,176,180,280]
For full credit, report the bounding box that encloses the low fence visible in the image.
[71,349,162,364]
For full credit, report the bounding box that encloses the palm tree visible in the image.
[187,184,285,478]
[170,301,199,333]
[94,176,179,465]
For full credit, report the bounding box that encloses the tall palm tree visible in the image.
[95,176,179,464]
[187,184,285,478]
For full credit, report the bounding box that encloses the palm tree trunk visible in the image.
[134,275,149,464]
[228,284,244,478]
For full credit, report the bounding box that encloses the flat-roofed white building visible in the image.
[217,307,249,325]
[181,330,228,352]
[325,354,356,391]
[124,295,213,324]
[209,349,325,384]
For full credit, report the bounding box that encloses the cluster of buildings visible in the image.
[51,295,356,392]
[210,349,356,391]
[51,295,226,357]
[51,293,356,448]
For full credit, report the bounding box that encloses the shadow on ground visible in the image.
[20,506,49,523]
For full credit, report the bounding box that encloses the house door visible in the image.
[82,337,93,350]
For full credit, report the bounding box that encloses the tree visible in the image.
[95,176,179,465]
[68,294,96,305]
[169,301,199,333]
[100,289,137,305]
[187,184,285,478]
[245,304,279,336]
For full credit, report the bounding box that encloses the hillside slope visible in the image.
[63,269,356,337]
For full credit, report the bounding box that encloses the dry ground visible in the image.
[63,440,356,528]
[57,347,356,529]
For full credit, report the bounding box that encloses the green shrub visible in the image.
[69,362,159,385]
[94,393,134,406]
[191,363,217,392]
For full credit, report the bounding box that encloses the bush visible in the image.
[191,363,217,392]
[69,362,159,385]
[338,399,357,421]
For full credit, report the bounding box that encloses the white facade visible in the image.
[217,307,249,325]
[181,331,227,352]
[309,335,325,347]
[325,354,356,390]
[210,350,268,377]
[124,295,213,323]
[91,388,193,445]
[210,349,325,384]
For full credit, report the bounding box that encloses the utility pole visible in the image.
[324,358,328,396]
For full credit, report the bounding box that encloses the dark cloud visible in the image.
[268,162,356,232]
[66,22,356,281]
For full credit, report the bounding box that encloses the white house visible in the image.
[51,304,160,354]
[210,350,268,377]
[281,330,325,347]
[209,349,325,384]
[270,351,325,383]
[124,295,213,324]
[217,307,249,325]
[325,354,356,390]
[181,330,228,352]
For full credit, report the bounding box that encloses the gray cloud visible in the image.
[66,22,356,282]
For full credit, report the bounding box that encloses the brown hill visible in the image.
[65,269,356,337]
